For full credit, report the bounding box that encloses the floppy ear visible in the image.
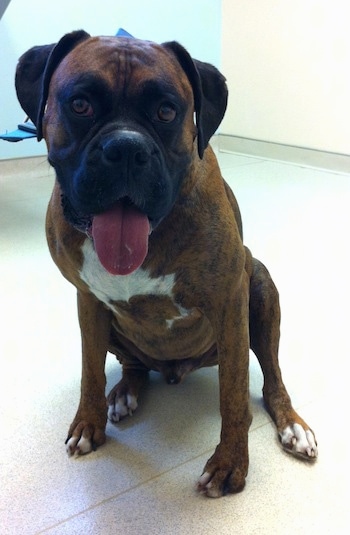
[162,41,228,158]
[15,44,55,126]
[15,30,90,141]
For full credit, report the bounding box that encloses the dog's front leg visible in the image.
[66,290,112,456]
[198,275,252,498]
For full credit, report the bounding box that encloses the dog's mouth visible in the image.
[61,195,151,275]
[91,198,151,276]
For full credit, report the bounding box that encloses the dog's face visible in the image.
[43,37,198,228]
[16,31,228,274]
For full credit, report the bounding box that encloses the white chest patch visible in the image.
[79,238,176,309]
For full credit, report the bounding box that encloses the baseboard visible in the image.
[218,134,350,174]
[0,155,53,179]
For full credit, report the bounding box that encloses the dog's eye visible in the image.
[71,98,94,117]
[157,104,176,123]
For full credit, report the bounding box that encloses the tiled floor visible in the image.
[1,151,349,534]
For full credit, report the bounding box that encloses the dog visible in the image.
[15,31,317,497]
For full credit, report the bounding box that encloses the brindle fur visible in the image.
[16,31,317,498]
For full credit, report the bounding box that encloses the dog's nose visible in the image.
[102,131,151,166]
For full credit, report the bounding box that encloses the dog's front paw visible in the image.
[197,444,248,498]
[280,423,318,460]
[66,421,106,457]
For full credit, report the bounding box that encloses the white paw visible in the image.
[66,435,93,457]
[108,393,138,423]
[280,423,318,459]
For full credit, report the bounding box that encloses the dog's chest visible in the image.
[79,238,179,312]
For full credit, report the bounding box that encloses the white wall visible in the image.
[0,0,221,159]
[221,0,350,155]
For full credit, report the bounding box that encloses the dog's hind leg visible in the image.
[249,257,318,460]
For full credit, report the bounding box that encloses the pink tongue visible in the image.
[92,202,150,275]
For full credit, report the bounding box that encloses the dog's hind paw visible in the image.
[280,423,318,460]
[108,393,138,423]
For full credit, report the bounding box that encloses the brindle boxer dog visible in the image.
[15,31,317,497]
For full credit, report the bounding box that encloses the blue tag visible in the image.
[115,28,134,38]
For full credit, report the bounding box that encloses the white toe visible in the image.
[76,435,93,455]
[198,471,212,488]
[66,436,78,456]
[127,394,138,412]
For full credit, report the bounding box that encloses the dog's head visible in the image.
[16,31,227,274]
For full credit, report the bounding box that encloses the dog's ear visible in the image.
[15,44,55,127]
[193,58,228,157]
[15,30,90,141]
[162,41,228,158]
